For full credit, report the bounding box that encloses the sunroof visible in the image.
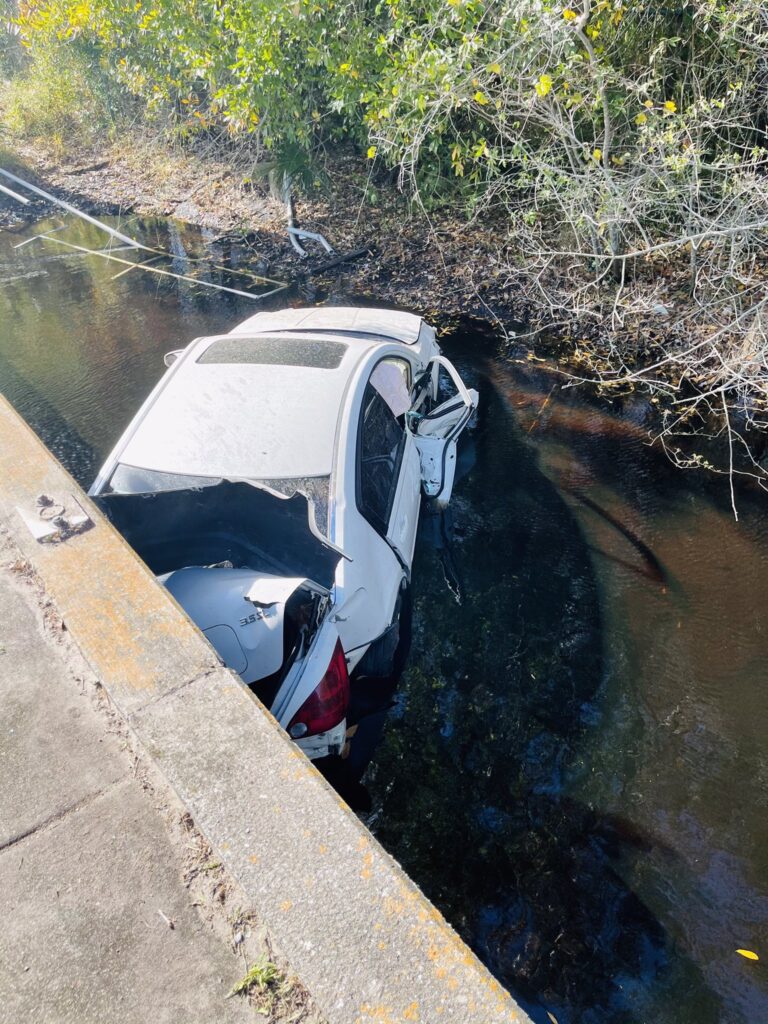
[197,335,348,369]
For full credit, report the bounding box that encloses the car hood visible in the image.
[93,480,344,590]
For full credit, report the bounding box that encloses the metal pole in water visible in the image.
[0,166,149,250]
[0,182,31,205]
[38,233,288,300]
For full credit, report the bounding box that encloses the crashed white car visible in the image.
[90,307,477,764]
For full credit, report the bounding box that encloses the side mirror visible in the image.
[163,349,184,367]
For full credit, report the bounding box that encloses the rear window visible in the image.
[197,335,347,369]
[107,464,219,494]
[106,464,330,536]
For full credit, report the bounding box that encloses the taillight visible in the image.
[288,639,349,738]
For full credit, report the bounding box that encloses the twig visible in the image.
[722,390,739,521]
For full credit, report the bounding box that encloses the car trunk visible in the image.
[93,479,343,588]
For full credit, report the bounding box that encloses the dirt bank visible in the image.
[0,133,523,330]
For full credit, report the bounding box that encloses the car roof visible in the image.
[231,306,425,345]
[118,332,375,481]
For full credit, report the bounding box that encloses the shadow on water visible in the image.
[364,362,675,1023]
[361,323,749,1024]
[0,344,97,478]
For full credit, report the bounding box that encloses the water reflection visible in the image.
[0,215,271,483]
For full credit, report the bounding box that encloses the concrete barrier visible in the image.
[0,396,533,1024]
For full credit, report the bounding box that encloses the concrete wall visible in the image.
[0,396,533,1024]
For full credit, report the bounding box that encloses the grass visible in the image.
[227,956,325,1022]
[1,43,123,156]
[229,957,282,999]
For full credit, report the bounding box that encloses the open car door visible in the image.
[408,356,478,508]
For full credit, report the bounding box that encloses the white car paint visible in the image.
[160,568,310,682]
[90,307,477,759]
[104,336,359,481]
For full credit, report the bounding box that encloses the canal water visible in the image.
[1,215,766,1024]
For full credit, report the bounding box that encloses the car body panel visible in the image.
[230,305,427,345]
[326,342,417,663]
[89,307,476,758]
[160,567,309,685]
[110,335,362,482]
[386,434,422,567]
[412,357,479,508]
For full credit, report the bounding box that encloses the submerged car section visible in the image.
[93,482,350,758]
[90,307,477,764]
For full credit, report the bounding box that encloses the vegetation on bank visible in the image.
[2,1,768,493]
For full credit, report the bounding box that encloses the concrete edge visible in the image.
[0,396,533,1024]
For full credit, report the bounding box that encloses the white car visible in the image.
[90,307,477,765]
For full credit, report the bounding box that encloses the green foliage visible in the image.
[228,957,281,998]
[12,2,766,203]
[13,0,379,156]
[2,32,123,150]
[9,2,768,271]
[1,14,26,77]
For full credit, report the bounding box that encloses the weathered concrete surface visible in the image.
[0,570,124,846]
[134,669,524,1023]
[0,396,534,1024]
[0,560,255,1024]
[0,400,220,716]
[0,781,251,1024]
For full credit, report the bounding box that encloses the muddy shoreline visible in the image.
[0,135,528,332]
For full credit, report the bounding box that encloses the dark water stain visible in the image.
[1,219,767,1024]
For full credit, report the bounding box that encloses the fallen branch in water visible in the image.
[307,247,369,276]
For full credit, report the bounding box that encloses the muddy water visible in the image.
[1,216,766,1024]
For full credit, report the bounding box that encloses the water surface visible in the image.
[1,215,765,1024]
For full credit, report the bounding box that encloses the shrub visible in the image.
[8,0,768,493]
[2,37,123,152]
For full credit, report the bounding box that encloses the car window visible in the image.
[197,335,347,368]
[370,358,411,417]
[107,464,221,494]
[358,376,406,535]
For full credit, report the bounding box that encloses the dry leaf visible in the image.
[547,1013,559,1024]
[736,948,759,961]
